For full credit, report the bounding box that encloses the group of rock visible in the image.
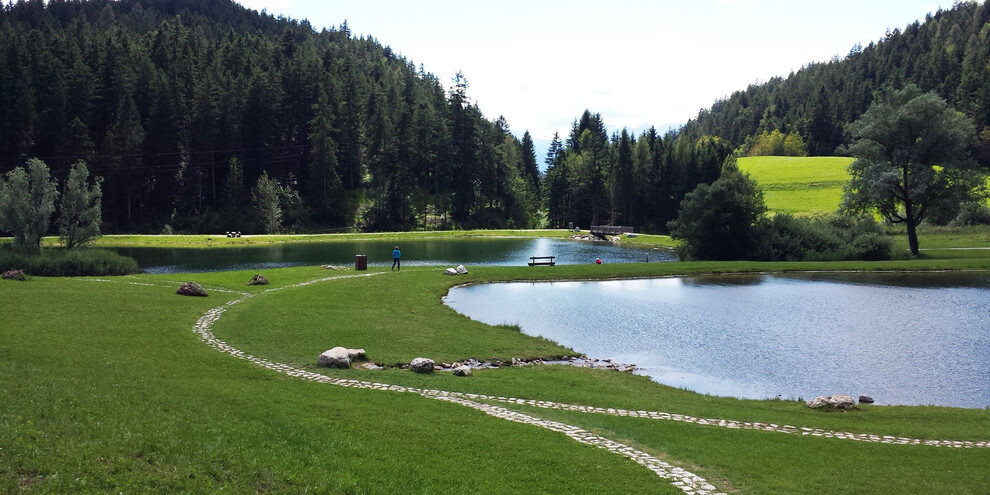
[176,274,269,297]
[317,349,474,377]
[317,347,368,369]
[444,265,469,276]
[314,351,639,378]
[2,269,26,281]
[805,394,875,410]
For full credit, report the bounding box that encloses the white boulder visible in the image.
[409,357,435,373]
[806,394,856,410]
[317,347,351,369]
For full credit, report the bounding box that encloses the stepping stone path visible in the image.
[84,273,990,495]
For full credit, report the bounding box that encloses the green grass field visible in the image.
[3,250,990,493]
[738,156,854,215]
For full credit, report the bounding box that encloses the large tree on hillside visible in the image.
[843,85,982,255]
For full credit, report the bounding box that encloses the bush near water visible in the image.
[0,246,138,277]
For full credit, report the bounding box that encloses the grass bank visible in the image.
[3,255,988,493]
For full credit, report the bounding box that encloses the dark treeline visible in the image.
[680,1,990,157]
[543,111,732,231]
[0,0,541,233]
[3,0,989,235]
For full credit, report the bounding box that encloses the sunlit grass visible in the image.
[4,243,990,493]
[738,156,853,215]
[0,275,669,493]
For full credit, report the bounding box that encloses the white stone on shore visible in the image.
[806,394,855,410]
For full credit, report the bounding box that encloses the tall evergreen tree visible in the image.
[222,156,246,230]
[520,131,540,195]
[307,85,342,223]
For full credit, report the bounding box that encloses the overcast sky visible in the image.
[236,0,959,144]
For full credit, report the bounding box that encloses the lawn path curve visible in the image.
[86,272,990,493]
[188,272,727,495]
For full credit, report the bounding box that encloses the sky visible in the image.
[235,0,960,147]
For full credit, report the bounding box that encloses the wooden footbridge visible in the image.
[589,225,634,240]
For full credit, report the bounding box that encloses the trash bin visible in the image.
[355,254,367,271]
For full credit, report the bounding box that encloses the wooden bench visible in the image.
[528,256,555,266]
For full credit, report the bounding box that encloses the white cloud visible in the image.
[236,0,293,13]
[230,0,959,144]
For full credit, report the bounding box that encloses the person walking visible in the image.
[391,245,401,271]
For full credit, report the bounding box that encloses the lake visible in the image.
[443,272,990,408]
[111,237,672,273]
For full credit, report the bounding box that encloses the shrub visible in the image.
[950,202,990,226]
[756,213,893,261]
[0,247,139,277]
[669,167,766,261]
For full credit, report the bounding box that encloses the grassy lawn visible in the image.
[3,240,989,493]
[503,404,990,494]
[738,156,853,215]
[0,275,670,493]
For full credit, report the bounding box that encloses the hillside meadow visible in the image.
[737,156,853,215]
[3,241,990,493]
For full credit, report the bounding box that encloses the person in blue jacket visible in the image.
[392,245,401,271]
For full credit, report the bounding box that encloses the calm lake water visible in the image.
[111,237,672,273]
[444,272,990,408]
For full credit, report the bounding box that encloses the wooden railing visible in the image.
[589,225,634,237]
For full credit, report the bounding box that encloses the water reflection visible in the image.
[444,272,990,408]
[111,237,674,273]
[681,274,766,286]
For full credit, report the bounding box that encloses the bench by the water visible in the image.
[589,225,634,239]
[528,256,555,266]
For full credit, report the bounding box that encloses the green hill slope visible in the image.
[738,156,853,215]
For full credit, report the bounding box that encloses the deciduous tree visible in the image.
[668,166,766,260]
[0,158,59,253]
[58,161,103,249]
[251,171,282,234]
[843,85,980,255]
